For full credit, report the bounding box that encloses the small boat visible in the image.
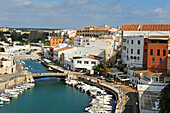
[8,92,19,98]
[48,67,53,71]
[0,96,10,102]
[0,99,3,105]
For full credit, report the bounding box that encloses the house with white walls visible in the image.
[72,54,102,73]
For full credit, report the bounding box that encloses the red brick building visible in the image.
[147,35,169,73]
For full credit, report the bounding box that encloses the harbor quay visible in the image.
[0,50,133,113]
[0,74,34,91]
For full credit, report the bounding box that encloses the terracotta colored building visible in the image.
[50,37,64,46]
[147,35,169,73]
[76,25,114,37]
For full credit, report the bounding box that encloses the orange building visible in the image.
[147,35,169,73]
[76,25,114,37]
[50,37,64,46]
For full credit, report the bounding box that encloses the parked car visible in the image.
[98,76,105,80]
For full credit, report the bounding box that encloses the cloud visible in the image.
[0,0,169,28]
[152,8,164,14]
[11,0,32,5]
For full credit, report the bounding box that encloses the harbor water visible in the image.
[0,79,91,113]
[0,60,115,113]
[22,60,51,73]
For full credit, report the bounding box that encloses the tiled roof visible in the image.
[135,70,163,77]
[87,54,103,61]
[140,24,170,31]
[122,24,140,31]
[91,27,111,31]
[85,26,96,28]
[55,47,72,52]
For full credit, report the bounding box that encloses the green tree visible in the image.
[44,41,50,46]
[0,32,6,41]
[93,62,111,72]
[158,83,170,113]
[55,33,59,37]
[0,47,5,52]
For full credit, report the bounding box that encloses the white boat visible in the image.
[0,99,3,105]
[90,99,110,105]
[65,80,77,86]
[24,83,35,87]
[5,89,20,95]
[8,92,19,98]
[86,105,112,112]
[0,96,10,102]
[48,67,53,71]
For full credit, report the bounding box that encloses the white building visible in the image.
[73,54,102,73]
[122,35,144,68]
[74,36,90,47]
[53,46,105,72]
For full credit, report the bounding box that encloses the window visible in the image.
[87,43,89,45]
[169,50,170,54]
[91,61,96,65]
[131,49,133,54]
[157,49,160,56]
[145,49,147,52]
[123,46,126,50]
[127,48,129,53]
[145,42,147,45]
[160,58,162,63]
[152,58,155,63]
[138,40,140,44]
[137,49,140,55]
[127,40,129,44]
[131,40,133,44]
[134,56,136,59]
[163,50,166,56]
[150,49,153,55]
[137,57,140,60]
[130,56,133,59]
[77,61,82,64]
[84,61,89,64]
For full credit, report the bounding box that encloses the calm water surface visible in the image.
[0,79,91,113]
[22,60,51,73]
[0,60,115,113]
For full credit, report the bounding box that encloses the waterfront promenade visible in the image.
[0,46,138,113]
[77,75,139,113]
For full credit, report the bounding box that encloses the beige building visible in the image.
[0,53,16,74]
[69,32,76,38]
[76,25,114,37]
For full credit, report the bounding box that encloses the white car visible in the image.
[98,76,105,80]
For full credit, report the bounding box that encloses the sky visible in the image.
[0,0,170,29]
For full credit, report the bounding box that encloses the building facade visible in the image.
[74,36,90,47]
[147,36,168,73]
[50,37,64,46]
[76,25,114,37]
